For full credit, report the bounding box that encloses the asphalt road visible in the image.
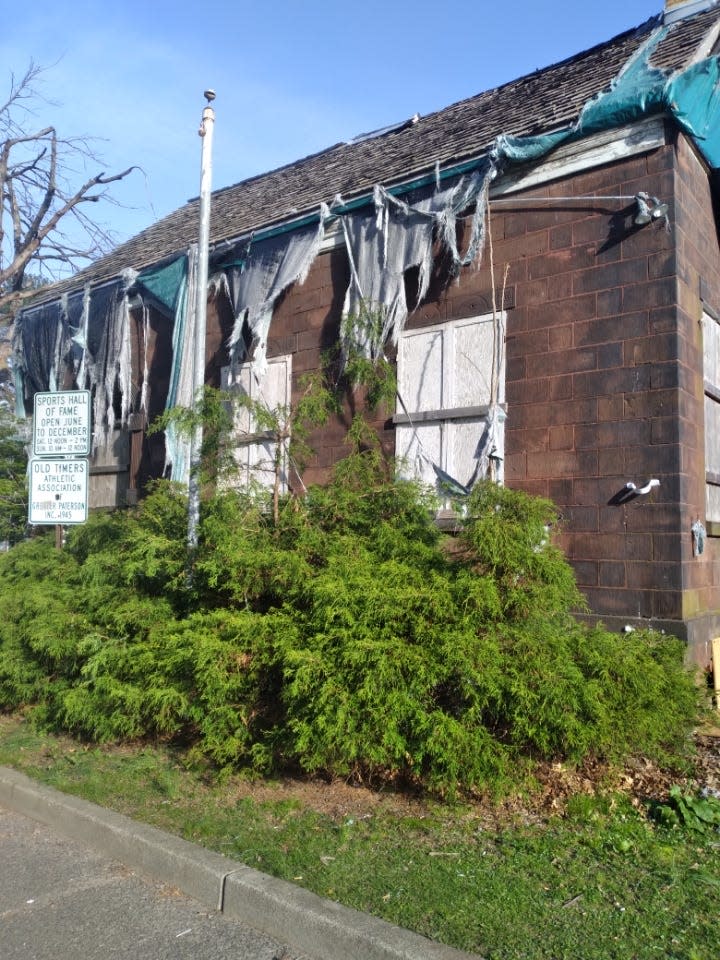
[0,804,298,960]
[0,769,474,960]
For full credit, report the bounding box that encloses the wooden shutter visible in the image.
[221,356,292,491]
[395,316,503,491]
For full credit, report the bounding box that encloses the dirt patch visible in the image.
[4,713,718,827]
[226,775,431,822]
[217,731,720,826]
[690,732,720,794]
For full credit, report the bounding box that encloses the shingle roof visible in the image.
[34,6,720,301]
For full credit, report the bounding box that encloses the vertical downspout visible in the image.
[187,90,215,554]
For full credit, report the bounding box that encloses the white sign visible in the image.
[33,390,91,457]
[29,459,89,525]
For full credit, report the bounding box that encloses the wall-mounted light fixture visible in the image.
[633,192,669,225]
[607,478,661,506]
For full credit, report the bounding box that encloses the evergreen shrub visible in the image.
[0,461,702,796]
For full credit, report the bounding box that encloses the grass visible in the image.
[1,714,719,960]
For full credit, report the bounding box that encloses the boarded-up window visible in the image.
[703,312,720,527]
[220,355,292,492]
[395,314,505,494]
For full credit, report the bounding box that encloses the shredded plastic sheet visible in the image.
[12,287,91,417]
[226,209,328,375]
[399,386,506,497]
[13,20,720,490]
[63,287,89,385]
[159,250,194,484]
[430,409,506,499]
[408,405,506,498]
[81,271,136,452]
[692,518,707,556]
[476,404,506,483]
[13,301,63,400]
[340,167,495,353]
[340,189,433,356]
[13,258,188,458]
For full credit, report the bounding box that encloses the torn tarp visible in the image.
[475,404,506,484]
[340,163,496,354]
[13,276,133,450]
[666,55,720,168]
[226,209,328,375]
[578,26,669,133]
[498,26,720,172]
[401,402,507,500]
[136,255,188,315]
[159,249,194,484]
[13,301,63,401]
[340,185,436,355]
[64,287,90,386]
[494,28,669,165]
[13,287,90,417]
[81,271,136,452]
[136,255,189,444]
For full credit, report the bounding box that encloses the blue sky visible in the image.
[3,0,664,253]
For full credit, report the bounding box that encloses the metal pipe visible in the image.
[187,90,215,554]
[489,192,669,225]
[489,194,641,204]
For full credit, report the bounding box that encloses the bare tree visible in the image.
[0,63,136,313]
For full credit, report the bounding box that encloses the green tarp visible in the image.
[666,55,720,168]
[496,26,720,173]
[136,255,187,314]
[578,27,669,134]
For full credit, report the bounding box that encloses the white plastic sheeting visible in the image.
[82,270,137,452]
[226,208,329,375]
[340,165,495,355]
[475,403,506,484]
[162,247,196,484]
[13,272,136,453]
[222,163,496,371]
[13,160,500,489]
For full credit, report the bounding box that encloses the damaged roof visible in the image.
[33,5,720,300]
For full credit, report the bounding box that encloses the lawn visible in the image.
[1,714,718,960]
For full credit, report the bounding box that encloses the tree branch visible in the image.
[1,63,138,312]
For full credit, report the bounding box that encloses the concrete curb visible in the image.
[0,766,479,960]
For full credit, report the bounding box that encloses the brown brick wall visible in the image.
[216,141,720,651]
[672,134,720,664]
[477,147,684,624]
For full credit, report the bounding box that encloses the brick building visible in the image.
[12,0,720,664]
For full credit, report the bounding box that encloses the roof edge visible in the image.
[665,0,719,25]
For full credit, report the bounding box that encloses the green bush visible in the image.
[0,463,702,797]
[0,406,28,546]
[0,536,87,713]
